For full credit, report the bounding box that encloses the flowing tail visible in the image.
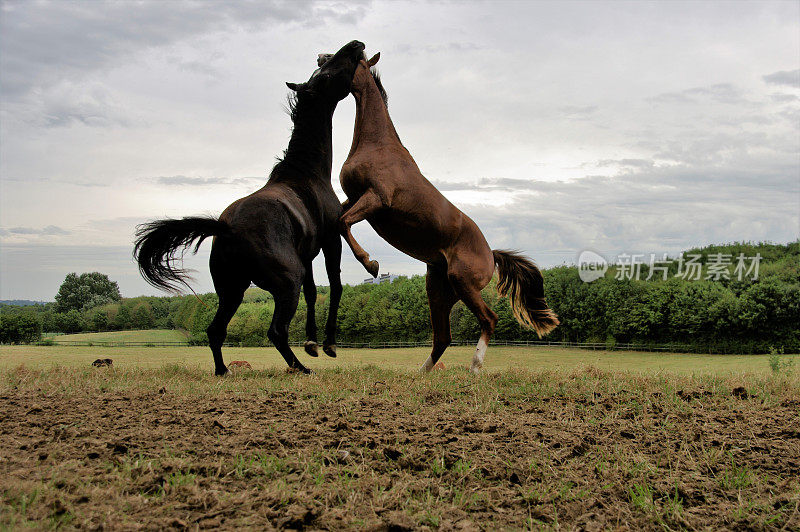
[133,216,231,293]
[493,249,559,338]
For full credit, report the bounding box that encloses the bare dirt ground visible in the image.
[1,364,799,530]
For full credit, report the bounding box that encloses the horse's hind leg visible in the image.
[448,264,497,374]
[265,274,309,374]
[207,252,249,375]
[302,266,319,357]
[421,265,458,372]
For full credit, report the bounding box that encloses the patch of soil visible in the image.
[1,376,799,530]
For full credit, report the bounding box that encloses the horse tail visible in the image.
[492,249,559,338]
[134,216,231,293]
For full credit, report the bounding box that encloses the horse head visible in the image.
[286,40,366,104]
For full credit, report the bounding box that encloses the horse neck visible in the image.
[282,100,334,176]
[349,80,400,155]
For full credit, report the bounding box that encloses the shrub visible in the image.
[0,312,42,344]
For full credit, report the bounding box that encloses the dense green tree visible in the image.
[114,305,131,330]
[89,309,109,332]
[37,241,799,353]
[53,309,83,333]
[0,312,42,343]
[131,302,155,329]
[54,272,121,312]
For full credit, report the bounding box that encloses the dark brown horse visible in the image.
[134,40,367,375]
[338,53,559,373]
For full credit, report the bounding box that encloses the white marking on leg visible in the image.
[470,337,488,374]
[420,356,435,373]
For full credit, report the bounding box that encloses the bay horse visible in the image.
[134,40,367,375]
[338,53,559,373]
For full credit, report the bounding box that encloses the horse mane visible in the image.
[274,67,387,165]
[370,67,406,149]
[273,90,328,170]
[371,69,388,108]
[285,92,300,124]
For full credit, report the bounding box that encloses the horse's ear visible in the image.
[367,52,380,67]
[286,82,305,91]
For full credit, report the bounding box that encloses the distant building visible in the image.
[362,273,400,285]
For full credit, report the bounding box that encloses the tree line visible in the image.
[1,241,797,353]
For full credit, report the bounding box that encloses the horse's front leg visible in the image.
[321,235,343,357]
[340,191,382,277]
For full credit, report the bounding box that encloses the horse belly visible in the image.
[367,212,448,266]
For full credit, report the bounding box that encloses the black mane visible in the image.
[371,69,388,107]
[285,92,300,123]
[275,90,328,168]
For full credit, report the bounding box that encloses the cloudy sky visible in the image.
[1,0,798,301]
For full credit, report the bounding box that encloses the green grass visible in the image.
[50,329,189,344]
[1,344,798,377]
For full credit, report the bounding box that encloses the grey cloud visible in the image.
[770,93,800,103]
[452,163,799,263]
[43,225,70,235]
[0,243,173,300]
[650,131,778,166]
[306,3,371,26]
[436,157,799,197]
[649,83,748,105]
[429,180,475,191]
[477,177,543,191]
[167,57,222,79]
[37,82,132,128]
[2,225,70,236]
[780,107,800,126]
[0,0,370,100]
[559,105,597,119]
[1,174,111,187]
[647,92,694,104]
[390,42,483,56]
[154,175,263,186]
[763,69,800,88]
[62,181,111,188]
[595,159,655,169]
[684,83,743,102]
[430,177,551,192]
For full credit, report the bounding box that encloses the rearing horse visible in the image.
[134,40,367,375]
[338,53,559,373]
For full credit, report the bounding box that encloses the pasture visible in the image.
[1,346,798,530]
[2,344,798,375]
[47,329,189,344]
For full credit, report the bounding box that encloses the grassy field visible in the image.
[48,329,189,344]
[2,343,799,529]
[1,362,798,530]
[2,343,798,377]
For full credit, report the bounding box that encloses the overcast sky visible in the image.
[1,0,798,301]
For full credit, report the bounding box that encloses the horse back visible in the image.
[219,182,334,260]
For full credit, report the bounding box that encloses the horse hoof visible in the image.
[286,366,312,375]
[304,341,319,357]
[323,344,337,358]
[367,260,379,277]
[469,364,482,375]
[215,367,229,376]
